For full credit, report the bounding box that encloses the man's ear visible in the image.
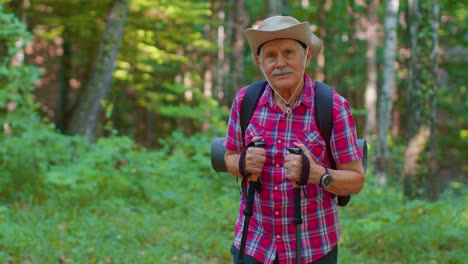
[255,55,262,69]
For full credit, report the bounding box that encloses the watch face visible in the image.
[321,174,333,188]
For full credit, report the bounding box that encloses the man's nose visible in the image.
[275,56,287,67]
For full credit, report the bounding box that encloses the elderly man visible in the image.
[224,16,365,264]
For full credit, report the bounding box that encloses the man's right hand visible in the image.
[243,138,267,176]
[224,136,266,178]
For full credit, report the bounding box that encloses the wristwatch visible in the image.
[319,167,333,189]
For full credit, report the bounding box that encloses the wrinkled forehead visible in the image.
[257,38,307,55]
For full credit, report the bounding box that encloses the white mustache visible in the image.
[271,67,294,76]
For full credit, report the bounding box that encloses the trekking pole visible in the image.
[238,141,266,264]
[288,147,303,264]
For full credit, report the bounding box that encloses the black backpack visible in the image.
[237,80,367,207]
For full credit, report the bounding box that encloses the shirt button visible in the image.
[276,235,281,239]
[275,211,279,215]
[277,140,282,144]
[274,186,278,190]
[275,164,280,168]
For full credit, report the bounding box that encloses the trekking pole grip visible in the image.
[249,141,266,181]
[244,141,266,216]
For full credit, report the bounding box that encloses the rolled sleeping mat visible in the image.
[210,137,228,172]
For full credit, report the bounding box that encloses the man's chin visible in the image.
[271,81,294,89]
[270,76,299,88]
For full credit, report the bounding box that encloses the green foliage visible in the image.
[436,84,468,175]
[1,129,467,263]
[156,83,229,134]
[0,128,237,263]
[0,125,52,201]
[0,4,40,117]
[109,0,214,142]
[340,174,467,264]
[0,1,466,262]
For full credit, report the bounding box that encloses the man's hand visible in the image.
[284,142,322,185]
[243,136,267,175]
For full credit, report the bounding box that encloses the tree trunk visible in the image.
[55,39,72,132]
[223,0,235,105]
[403,0,421,199]
[402,127,429,199]
[403,0,440,200]
[364,0,379,141]
[406,0,421,139]
[8,0,28,23]
[68,0,128,141]
[267,0,283,15]
[376,0,399,185]
[213,1,226,104]
[427,0,440,201]
[232,0,248,93]
[316,0,332,81]
[205,0,219,99]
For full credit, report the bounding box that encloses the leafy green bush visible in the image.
[0,129,238,263]
[339,173,467,264]
[0,129,467,263]
[0,4,41,131]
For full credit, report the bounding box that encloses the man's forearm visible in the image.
[225,151,243,178]
[326,160,365,196]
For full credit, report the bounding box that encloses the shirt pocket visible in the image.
[244,124,265,146]
[297,130,327,165]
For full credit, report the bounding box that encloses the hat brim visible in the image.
[245,22,322,61]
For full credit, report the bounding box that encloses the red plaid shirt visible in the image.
[224,74,363,264]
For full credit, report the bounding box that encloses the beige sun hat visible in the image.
[245,16,322,61]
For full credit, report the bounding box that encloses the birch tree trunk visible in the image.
[213,0,227,104]
[364,0,379,141]
[205,0,222,99]
[68,0,128,141]
[223,0,235,104]
[232,0,248,93]
[316,0,332,81]
[376,0,399,185]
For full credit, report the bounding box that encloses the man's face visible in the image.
[257,39,309,90]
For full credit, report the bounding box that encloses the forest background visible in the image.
[0,0,466,263]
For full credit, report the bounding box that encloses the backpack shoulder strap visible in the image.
[316,81,352,206]
[240,80,268,139]
[315,81,336,168]
[238,80,267,194]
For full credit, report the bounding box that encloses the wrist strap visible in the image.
[238,141,255,178]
